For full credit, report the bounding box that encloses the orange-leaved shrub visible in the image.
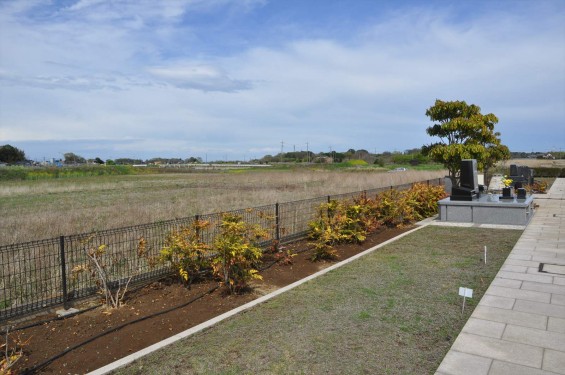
[159,220,211,287]
[308,192,382,260]
[211,213,268,294]
[308,184,447,256]
[375,183,447,227]
[408,183,448,220]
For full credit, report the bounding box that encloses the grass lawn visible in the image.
[113,225,522,375]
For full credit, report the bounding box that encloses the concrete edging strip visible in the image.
[88,223,429,375]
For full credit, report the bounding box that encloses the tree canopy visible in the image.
[422,99,510,183]
[0,144,26,164]
[64,152,86,164]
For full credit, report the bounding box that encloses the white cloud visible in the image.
[0,0,564,160]
[148,64,253,92]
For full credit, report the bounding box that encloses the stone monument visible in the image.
[438,159,535,225]
[509,164,534,186]
[450,159,480,201]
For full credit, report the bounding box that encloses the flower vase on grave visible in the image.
[502,187,513,199]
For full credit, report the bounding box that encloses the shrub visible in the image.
[374,188,416,227]
[308,201,343,261]
[308,193,381,260]
[160,220,211,287]
[1,327,30,375]
[408,183,449,220]
[274,246,297,265]
[0,167,28,181]
[525,180,548,194]
[533,167,563,177]
[71,235,150,309]
[374,184,447,227]
[71,242,132,309]
[211,213,268,294]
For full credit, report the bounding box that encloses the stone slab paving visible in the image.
[436,178,565,375]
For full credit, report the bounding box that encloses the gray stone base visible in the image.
[438,195,534,225]
[56,307,79,317]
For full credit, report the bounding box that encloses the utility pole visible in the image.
[280,141,284,163]
[306,141,309,163]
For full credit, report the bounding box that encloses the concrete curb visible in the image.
[88,223,429,375]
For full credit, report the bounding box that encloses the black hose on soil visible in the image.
[19,245,309,373]
[20,285,219,375]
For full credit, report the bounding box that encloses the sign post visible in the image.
[459,287,473,315]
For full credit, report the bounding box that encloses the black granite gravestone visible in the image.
[451,159,479,201]
[509,164,534,185]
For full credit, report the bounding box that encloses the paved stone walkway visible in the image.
[436,178,565,375]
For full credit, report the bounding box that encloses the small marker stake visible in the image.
[484,246,487,264]
[459,287,473,315]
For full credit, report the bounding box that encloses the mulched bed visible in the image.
[8,226,413,374]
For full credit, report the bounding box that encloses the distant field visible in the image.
[499,158,565,169]
[0,168,445,245]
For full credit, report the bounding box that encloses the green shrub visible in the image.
[308,201,348,261]
[374,184,447,227]
[160,220,211,287]
[533,167,563,177]
[211,213,268,294]
[308,193,381,260]
[408,183,449,220]
[0,167,28,181]
[374,188,416,227]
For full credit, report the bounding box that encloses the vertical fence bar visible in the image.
[195,214,200,240]
[275,203,280,245]
[59,236,69,310]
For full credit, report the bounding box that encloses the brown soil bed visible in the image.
[9,226,413,374]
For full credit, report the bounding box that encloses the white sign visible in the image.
[459,287,474,314]
[459,287,473,298]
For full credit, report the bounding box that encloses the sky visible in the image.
[0,0,564,162]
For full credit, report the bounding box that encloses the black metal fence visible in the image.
[0,178,442,321]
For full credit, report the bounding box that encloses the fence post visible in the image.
[275,203,280,245]
[195,214,200,240]
[59,236,69,310]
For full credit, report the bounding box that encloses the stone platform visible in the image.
[439,195,535,226]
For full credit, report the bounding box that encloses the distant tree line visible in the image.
[1,141,562,168]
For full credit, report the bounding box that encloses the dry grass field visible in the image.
[498,158,565,169]
[0,168,445,246]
